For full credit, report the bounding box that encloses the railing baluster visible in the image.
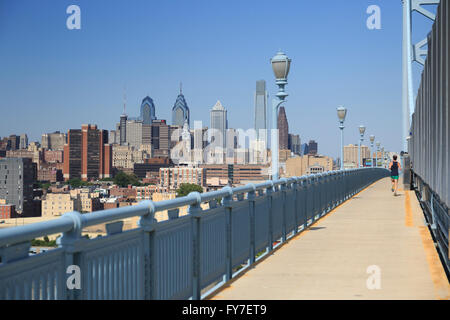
[188,192,202,300]
[222,187,234,282]
[248,184,256,265]
[57,211,83,300]
[281,179,287,243]
[138,200,156,300]
[267,182,274,252]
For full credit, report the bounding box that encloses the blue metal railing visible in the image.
[0,168,389,300]
[411,170,449,275]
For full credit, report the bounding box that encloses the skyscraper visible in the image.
[8,135,19,151]
[277,106,289,150]
[140,96,156,125]
[308,140,318,155]
[120,93,128,145]
[254,80,267,142]
[210,100,227,148]
[41,131,66,150]
[172,85,190,127]
[19,134,28,149]
[125,119,151,149]
[120,113,127,146]
[63,124,112,181]
[151,119,170,158]
[288,134,301,155]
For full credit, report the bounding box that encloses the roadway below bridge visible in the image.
[210,177,449,300]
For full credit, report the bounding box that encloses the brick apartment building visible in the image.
[63,124,112,181]
[0,203,18,219]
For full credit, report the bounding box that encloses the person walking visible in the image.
[389,155,401,196]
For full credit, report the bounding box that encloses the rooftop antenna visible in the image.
[122,85,127,115]
[180,82,183,94]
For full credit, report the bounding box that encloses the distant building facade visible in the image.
[133,157,174,179]
[41,131,66,150]
[288,134,301,155]
[159,167,206,192]
[0,158,35,215]
[200,164,270,188]
[210,101,227,149]
[112,145,151,169]
[120,113,127,146]
[277,107,289,150]
[42,193,80,217]
[343,144,370,168]
[151,120,170,158]
[254,80,267,142]
[307,140,318,155]
[19,134,28,149]
[63,124,112,181]
[0,203,17,219]
[285,155,333,177]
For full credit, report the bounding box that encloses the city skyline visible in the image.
[0,0,436,158]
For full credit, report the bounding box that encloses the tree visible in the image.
[68,178,90,188]
[42,182,51,190]
[113,171,141,187]
[176,183,203,198]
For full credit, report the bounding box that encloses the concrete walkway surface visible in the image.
[211,177,449,300]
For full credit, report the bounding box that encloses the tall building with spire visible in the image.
[277,106,289,150]
[254,80,267,142]
[210,100,227,148]
[140,96,156,125]
[172,83,190,127]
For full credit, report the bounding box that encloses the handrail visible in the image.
[0,167,389,300]
[0,168,387,249]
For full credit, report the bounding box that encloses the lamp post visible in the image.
[358,125,366,168]
[376,141,381,168]
[369,135,375,167]
[337,106,347,170]
[270,50,291,180]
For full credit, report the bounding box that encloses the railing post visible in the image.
[188,192,202,300]
[138,200,157,300]
[267,182,274,252]
[305,177,311,227]
[281,179,288,243]
[430,193,437,230]
[57,211,83,300]
[323,174,330,214]
[293,178,299,235]
[312,175,318,222]
[302,178,309,229]
[222,187,234,282]
[247,184,256,265]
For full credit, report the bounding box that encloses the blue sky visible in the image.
[0,0,436,159]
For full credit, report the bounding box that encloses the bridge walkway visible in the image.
[210,177,449,300]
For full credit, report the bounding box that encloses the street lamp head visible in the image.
[376,141,381,147]
[271,50,291,81]
[359,125,366,136]
[337,106,347,122]
[370,135,375,143]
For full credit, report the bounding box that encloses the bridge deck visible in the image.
[211,178,449,300]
